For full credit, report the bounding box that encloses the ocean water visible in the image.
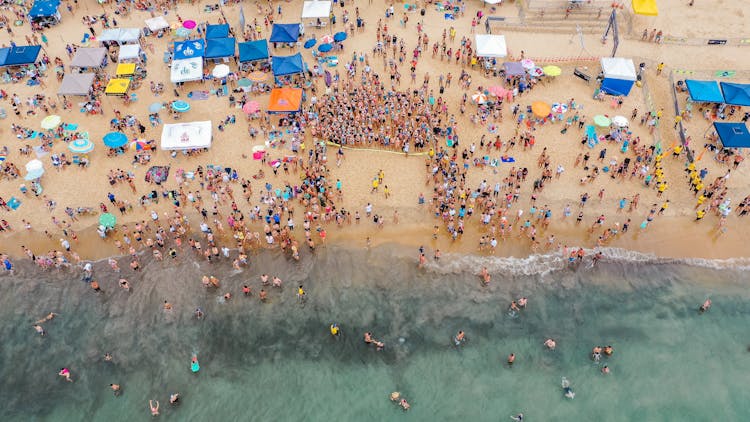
[1,244,749,421]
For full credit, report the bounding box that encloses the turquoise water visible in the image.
[1,245,749,421]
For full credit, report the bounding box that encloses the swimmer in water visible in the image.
[194,308,204,319]
[601,365,610,374]
[33,324,46,336]
[149,399,159,416]
[562,377,575,399]
[511,413,524,421]
[507,353,515,366]
[480,267,491,286]
[170,393,180,405]
[242,285,251,296]
[259,289,268,302]
[223,292,232,301]
[104,353,113,362]
[35,312,58,324]
[59,368,72,382]
[297,285,306,301]
[399,398,410,411]
[364,332,374,344]
[509,301,520,312]
[518,297,528,308]
[592,346,602,361]
[260,274,269,285]
[330,323,340,337]
[110,383,121,396]
[699,298,711,313]
[119,279,130,291]
[272,276,283,288]
[544,338,556,350]
[603,345,614,356]
[455,330,466,345]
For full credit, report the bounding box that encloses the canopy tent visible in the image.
[144,16,169,32]
[58,73,95,96]
[239,40,269,62]
[268,88,303,114]
[115,63,136,76]
[161,121,213,150]
[205,38,236,59]
[205,24,230,39]
[118,44,141,62]
[600,57,637,96]
[301,1,332,19]
[0,45,42,67]
[720,82,750,106]
[685,80,724,103]
[170,57,203,83]
[70,47,107,68]
[503,61,525,76]
[713,122,750,148]
[104,78,131,95]
[270,23,301,43]
[632,0,658,16]
[272,53,304,76]
[173,39,205,59]
[29,0,61,23]
[475,34,507,58]
[98,28,141,44]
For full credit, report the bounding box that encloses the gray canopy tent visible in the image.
[58,73,96,96]
[70,47,107,69]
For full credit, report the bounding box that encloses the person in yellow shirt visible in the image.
[695,195,706,209]
[384,185,390,199]
[696,209,706,220]
[657,182,667,197]
[371,178,379,193]
[673,144,683,158]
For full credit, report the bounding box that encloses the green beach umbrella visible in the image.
[99,213,116,228]
[593,115,612,127]
[237,78,252,87]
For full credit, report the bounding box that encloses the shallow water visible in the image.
[1,245,749,421]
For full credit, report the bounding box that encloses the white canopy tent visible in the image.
[475,34,507,58]
[98,28,142,45]
[600,57,637,81]
[161,121,213,150]
[301,1,332,19]
[170,57,203,83]
[118,44,141,62]
[145,16,169,32]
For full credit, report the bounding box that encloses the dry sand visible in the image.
[0,0,749,260]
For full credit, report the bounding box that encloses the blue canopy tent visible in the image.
[720,82,750,107]
[272,53,304,76]
[0,45,42,67]
[714,122,750,149]
[173,39,205,59]
[600,57,637,96]
[29,0,61,24]
[238,40,269,63]
[270,23,301,43]
[204,38,236,59]
[205,24,230,39]
[685,80,724,103]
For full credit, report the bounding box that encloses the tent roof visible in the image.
[685,80,724,103]
[118,44,141,61]
[720,82,750,106]
[57,73,95,96]
[29,0,60,18]
[105,78,131,95]
[268,88,303,114]
[145,16,169,31]
[475,34,507,58]
[174,39,205,59]
[272,53,304,76]
[70,47,107,68]
[714,122,750,148]
[0,45,42,66]
[98,28,141,44]
[601,57,636,81]
[270,23,301,43]
[632,0,658,16]
[302,1,332,18]
[115,63,136,76]
[239,40,269,62]
[161,121,213,150]
[503,61,525,76]
[205,37,236,59]
[205,24,230,39]
[170,57,203,83]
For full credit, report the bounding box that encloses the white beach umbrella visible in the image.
[212,64,230,79]
[612,115,629,127]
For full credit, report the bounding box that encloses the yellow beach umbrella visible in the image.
[41,115,62,129]
[542,65,562,77]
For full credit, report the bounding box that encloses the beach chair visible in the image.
[72,155,80,165]
[129,93,138,102]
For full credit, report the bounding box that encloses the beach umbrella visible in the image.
[542,65,562,76]
[242,101,260,114]
[237,78,252,87]
[212,64,230,79]
[528,66,544,78]
[99,213,117,229]
[303,38,317,49]
[24,159,44,180]
[594,115,612,127]
[531,101,551,118]
[103,131,128,148]
[520,59,535,69]
[175,27,191,38]
[551,103,569,114]
[41,115,62,130]
[247,71,267,82]
[471,92,488,104]
[487,86,507,97]
[172,100,190,112]
[318,43,333,53]
[129,140,149,151]
[149,102,163,113]
[68,138,95,154]
[320,34,334,44]
[182,20,196,29]
[333,31,347,42]
[612,115,629,127]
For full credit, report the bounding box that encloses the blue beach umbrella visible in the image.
[103,132,128,148]
[149,102,163,113]
[68,138,95,154]
[318,43,332,53]
[172,100,191,112]
[333,31,347,42]
[303,38,317,49]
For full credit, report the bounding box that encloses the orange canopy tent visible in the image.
[267,88,303,114]
[632,0,658,16]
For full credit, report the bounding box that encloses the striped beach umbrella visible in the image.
[172,100,191,112]
[68,138,95,154]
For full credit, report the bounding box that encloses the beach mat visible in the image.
[187,91,210,100]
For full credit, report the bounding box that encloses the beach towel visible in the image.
[187,91,210,100]
[33,146,49,158]
[444,13,454,20]
[8,197,20,210]
[501,156,515,163]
